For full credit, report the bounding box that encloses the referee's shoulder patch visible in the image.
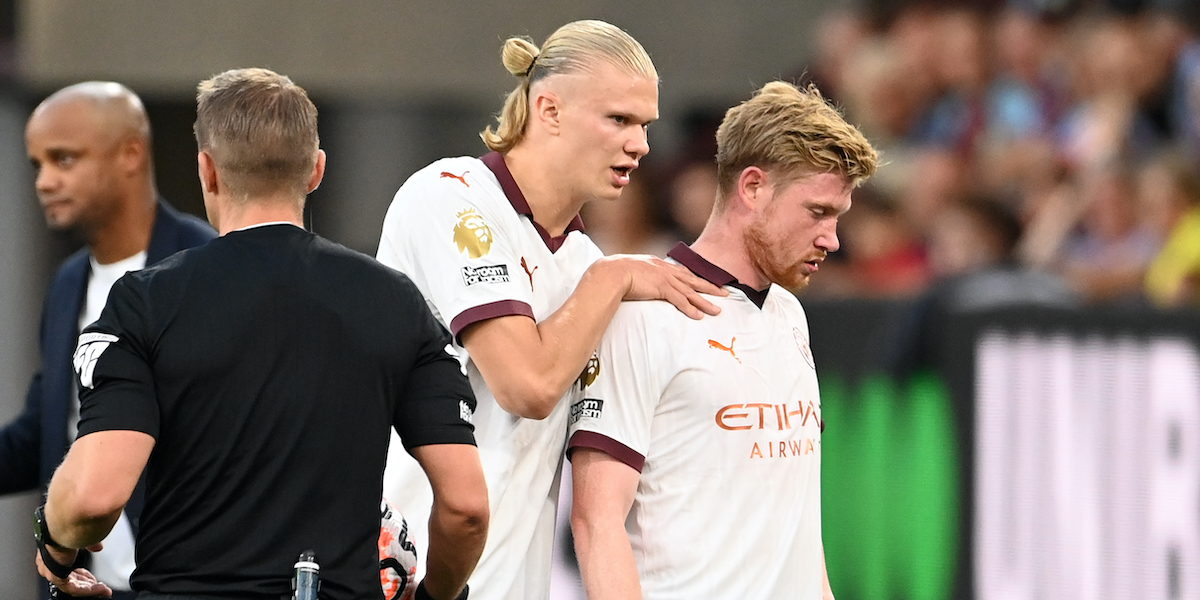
[73,332,120,389]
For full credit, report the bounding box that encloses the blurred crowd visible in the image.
[583,0,1200,310]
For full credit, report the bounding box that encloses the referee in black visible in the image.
[32,68,488,600]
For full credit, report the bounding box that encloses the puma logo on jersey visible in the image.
[440,171,469,187]
[708,337,741,363]
[520,256,538,290]
[73,332,119,389]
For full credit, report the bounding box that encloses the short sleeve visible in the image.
[377,163,534,341]
[75,275,160,439]
[567,304,663,472]
[391,281,478,451]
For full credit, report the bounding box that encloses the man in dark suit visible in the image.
[0,81,214,598]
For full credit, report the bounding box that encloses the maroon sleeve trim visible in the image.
[449,300,535,343]
[567,430,645,472]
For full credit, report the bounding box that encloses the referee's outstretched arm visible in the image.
[413,444,489,600]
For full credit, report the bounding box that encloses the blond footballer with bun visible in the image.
[568,81,878,600]
[377,20,724,600]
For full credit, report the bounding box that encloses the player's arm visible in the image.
[570,447,642,600]
[822,543,835,600]
[411,444,488,600]
[463,255,721,419]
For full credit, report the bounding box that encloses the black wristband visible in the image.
[415,581,469,600]
[38,541,75,580]
[33,506,75,580]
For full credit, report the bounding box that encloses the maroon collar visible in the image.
[666,242,769,309]
[480,151,585,253]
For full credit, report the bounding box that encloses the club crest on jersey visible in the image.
[794,327,815,369]
[570,398,604,425]
[576,352,600,390]
[461,264,509,286]
[73,332,119,389]
[452,207,494,258]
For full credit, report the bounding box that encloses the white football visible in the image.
[379,498,419,600]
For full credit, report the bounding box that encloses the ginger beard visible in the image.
[743,191,826,291]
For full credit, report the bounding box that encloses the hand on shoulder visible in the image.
[592,255,726,319]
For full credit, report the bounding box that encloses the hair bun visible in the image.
[501,36,541,77]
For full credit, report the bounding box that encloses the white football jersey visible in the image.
[568,243,826,600]
[378,152,603,600]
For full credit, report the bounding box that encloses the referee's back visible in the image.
[78,224,475,599]
[45,68,486,600]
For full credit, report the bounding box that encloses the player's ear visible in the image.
[306,150,326,194]
[197,151,219,195]
[532,90,562,135]
[735,166,768,212]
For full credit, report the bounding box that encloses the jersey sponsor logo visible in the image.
[570,398,604,424]
[452,207,494,258]
[715,400,823,431]
[440,171,470,187]
[749,437,820,459]
[575,352,600,390]
[520,256,538,290]
[794,327,815,369]
[459,400,474,424]
[461,264,510,286]
[708,337,742,363]
[73,332,119,389]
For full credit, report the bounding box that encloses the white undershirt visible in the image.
[71,250,147,591]
[79,251,148,334]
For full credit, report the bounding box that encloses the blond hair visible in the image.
[481,20,657,152]
[194,68,319,199]
[715,81,877,209]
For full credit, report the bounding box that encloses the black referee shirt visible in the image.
[75,224,476,600]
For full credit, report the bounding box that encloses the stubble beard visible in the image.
[743,213,812,291]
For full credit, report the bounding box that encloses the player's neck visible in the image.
[503,147,582,237]
[691,220,768,291]
[87,190,157,265]
[214,196,305,235]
